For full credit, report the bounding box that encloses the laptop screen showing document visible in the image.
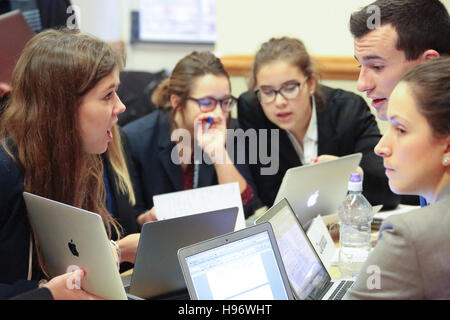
[256,199,332,300]
[178,223,293,300]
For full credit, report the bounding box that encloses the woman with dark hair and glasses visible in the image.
[124,51,261,223]
[237,37,399,210]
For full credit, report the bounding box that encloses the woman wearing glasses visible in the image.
[123,51,261,223]
[238,37,399,209]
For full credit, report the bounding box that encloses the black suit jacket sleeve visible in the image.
[319,88,399,209]
[9,286,53,300]
[0,280,40,300]
[0,145,44,299]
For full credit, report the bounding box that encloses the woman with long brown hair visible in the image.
[0,29,140,299]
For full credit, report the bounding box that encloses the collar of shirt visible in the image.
[286,97,318,165]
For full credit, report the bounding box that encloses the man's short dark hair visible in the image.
[350,0,450,60]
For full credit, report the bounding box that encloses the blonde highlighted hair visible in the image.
[106,125,136,206]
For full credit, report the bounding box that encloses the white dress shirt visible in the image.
[286,98,318,165]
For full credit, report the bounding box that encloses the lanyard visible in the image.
[193,161,200,189]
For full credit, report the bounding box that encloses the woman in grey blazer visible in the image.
[345,57,450,299]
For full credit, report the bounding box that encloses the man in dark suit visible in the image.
[350,0,450,207]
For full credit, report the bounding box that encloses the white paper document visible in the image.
[373,204,420,221]
[306,215,338,271]
[153,182,245,230]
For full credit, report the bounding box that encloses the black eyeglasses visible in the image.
[255,78,309,104]
[187,96,237,113]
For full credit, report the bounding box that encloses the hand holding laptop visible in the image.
[312,154,364,178]
[42,269,104,300]
[137,206,158,227]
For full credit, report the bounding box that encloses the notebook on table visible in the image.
[177,222,294,300]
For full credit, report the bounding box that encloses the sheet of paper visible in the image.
[153,182,245,230]
[373,204,420,221]
[306,215,337,272]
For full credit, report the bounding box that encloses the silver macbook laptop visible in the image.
[128,207,239,299]
[255,198,353,300]
[23,192,127,300]
[177,223,294,300]
[274,153,362,228]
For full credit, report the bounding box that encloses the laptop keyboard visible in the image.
[328,280,354,300]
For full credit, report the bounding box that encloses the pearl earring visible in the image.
[443,156,450,166]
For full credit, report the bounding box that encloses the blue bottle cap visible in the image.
[350,173,361,183]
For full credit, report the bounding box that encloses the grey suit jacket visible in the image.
[345,183,450,299]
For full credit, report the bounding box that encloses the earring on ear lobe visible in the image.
[443,156,450,166]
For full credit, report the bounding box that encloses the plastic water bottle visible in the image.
[338,173,373,277]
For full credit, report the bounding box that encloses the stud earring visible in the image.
[443,156,450,166]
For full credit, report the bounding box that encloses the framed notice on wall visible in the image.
[131,0,216,44]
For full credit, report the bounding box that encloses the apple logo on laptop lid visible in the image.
[307,190,319,208]
[68,239,79,257]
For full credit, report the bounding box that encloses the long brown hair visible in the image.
[151,51,230,128]
[0,29,125,274]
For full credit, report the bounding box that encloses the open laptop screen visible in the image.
[266,202,331,300]
[184,231,289,300]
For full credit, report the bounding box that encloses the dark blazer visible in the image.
[0,142,138,299]
[237,86,400,209]
[123,109,262,218]
[9,287,53,300]
[0,144,42,299]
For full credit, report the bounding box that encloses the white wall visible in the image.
[71,0,450,133]
[70,0,121,41]
[71,0,380,72]
[215,0,375,56]
[71,0,450,72]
